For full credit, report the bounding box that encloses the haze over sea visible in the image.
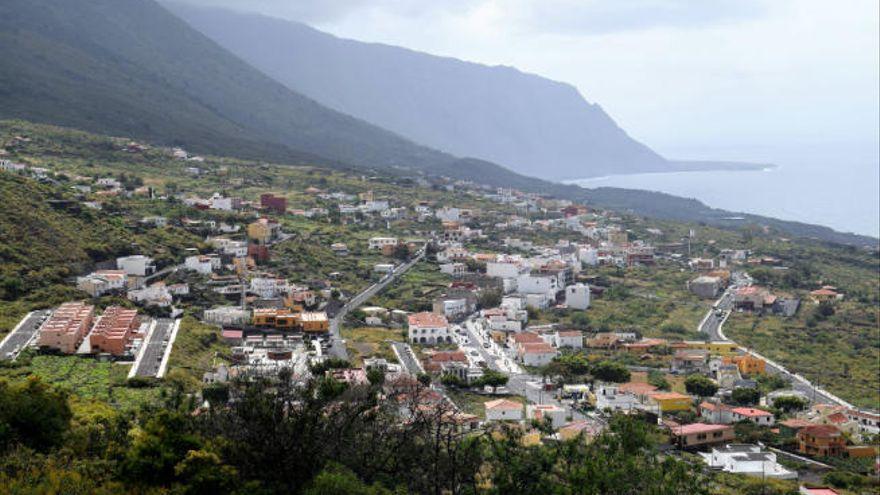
[570,142,880,239]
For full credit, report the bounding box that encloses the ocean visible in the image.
[568,143,880,238]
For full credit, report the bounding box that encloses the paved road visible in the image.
[461,317,583,417]
[328,245,426,360]
[0,310,51,360]
[133,318,174,377]
[699,273,851,408]
[391,341,423,375]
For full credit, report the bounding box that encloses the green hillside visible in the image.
[0,0,452,172]
[0,172,130,298]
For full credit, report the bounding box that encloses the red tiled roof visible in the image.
[557,330,582,337]
[510,332,543,344]
[429,351,467,363]
[799,425,842,438]
[779,418,813,429]
[810,288,838,296]
[485,399,522,411]
[671,423,731,435]
[826,412,848,424]
[520,343,556,354]
[732,407,773,418]
[408,312,449,328]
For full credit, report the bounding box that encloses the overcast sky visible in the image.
[177,0,879,160]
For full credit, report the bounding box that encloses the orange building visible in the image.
[37,302,95,354]
[797,425,846,457]
[724,355,766,376]
[251,308,328,333]
[299,312,329,333]
[89,306,139,356]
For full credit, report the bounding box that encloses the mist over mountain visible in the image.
[0,0,468,173]
[166,3,682,180]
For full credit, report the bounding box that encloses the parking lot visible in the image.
[132,318,176,377]
[0,310,51,360]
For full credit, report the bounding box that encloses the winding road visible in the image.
[328,245,426,360]
[700,272,854,409]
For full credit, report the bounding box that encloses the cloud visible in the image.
[172,0,764,33]
[513,0,765,35]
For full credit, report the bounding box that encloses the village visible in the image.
[0,141,877,494]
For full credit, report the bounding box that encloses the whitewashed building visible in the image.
[564,283,591,310]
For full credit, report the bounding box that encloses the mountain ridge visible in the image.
[164,2,677,180]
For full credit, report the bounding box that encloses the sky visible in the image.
[175,0,880,161]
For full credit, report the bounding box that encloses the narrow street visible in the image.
[328,245,426,360]
[699,272,852,408]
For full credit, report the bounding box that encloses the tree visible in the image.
[684,374,719,397]
[773,395,808,413]
[570,312,590,329]
[201,383,229,407]
[310,358,352,376]
[591,361,631,383]
[546,354,591,381]
[478,289,502,309]
[440,374,465,388]
[817,301,836,318]
[174,449,239,495]
[366,369,385,387]
[0,376,72,452]
[647,370,671,391]
[416,373,432,386]
[392,243,410,261]
[121,410,202,486]
[318,376,348,400]
[660,323,687,335]
[731,387,761,406]
[304,463,393,495]
[474,370,509,392]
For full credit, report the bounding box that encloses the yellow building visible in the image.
[726,355,766,376]
[685,341,739,357]
[247,218,279,244]
[252,308,280,327]
[299,312,329,333]
[252,308,328,333]
[648,392,693,412]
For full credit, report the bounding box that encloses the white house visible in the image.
[361,200,390,213]
[116,255,155,277]
[517,274,559,298]
[523,293,553,309]
[595,384,642,412]
[485,399,523,422]
[564,283,591,310]
[204,306,250,326]
[700,403,775,426]
[185,255,220,275]
[408,312,451,345]
[554,330,583,349]
[435,207,461,222]
[76,270,126,297]
[701,445,796,480]
[127,283,172,307]
[487,259,527,279]
[249,277,290,299]
[439,263,467,277]
[846,409,880,435]
[209,193,239,211]
[527,404,568,429]
[368,237,399,250]
[374,263,395,274]
[434,298,468,319]
[518,342,557,367]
